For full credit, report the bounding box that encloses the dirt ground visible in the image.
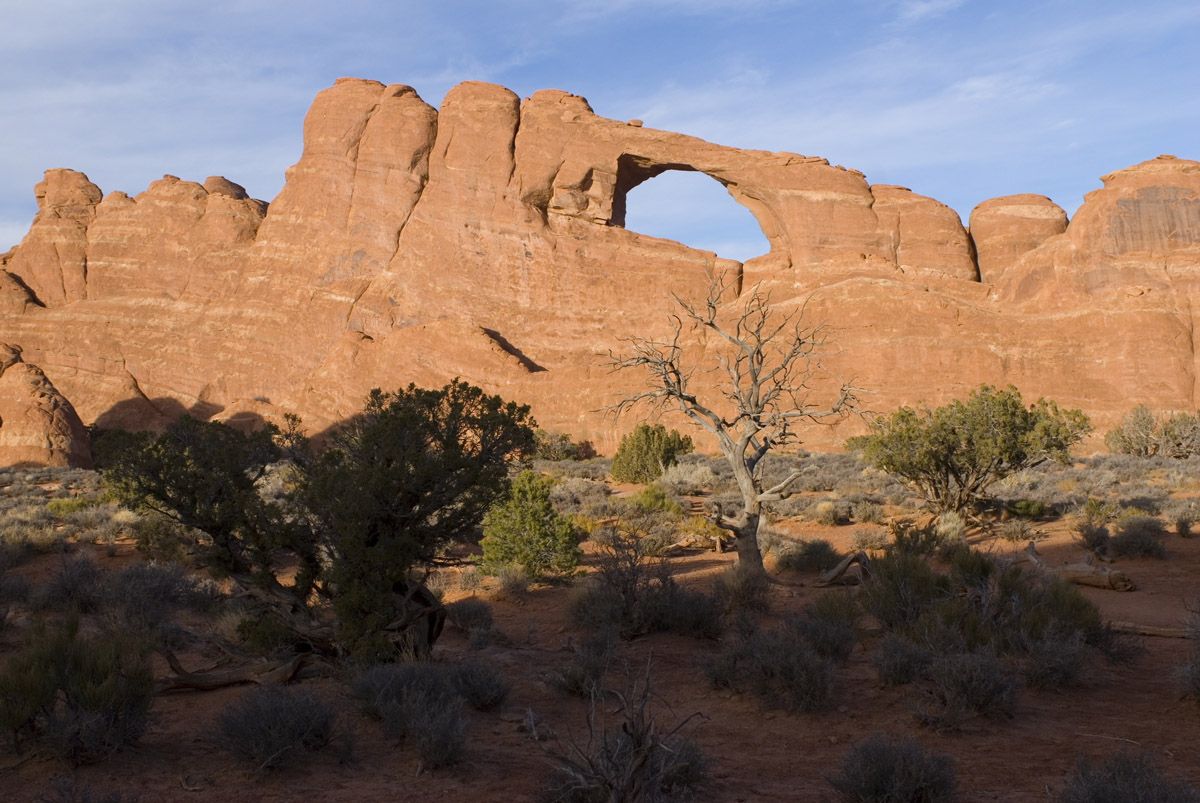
[3,512,1200,802]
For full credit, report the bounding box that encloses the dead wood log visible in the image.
[154,650,311,694]
[1107,621,1191,638]
[1016,542,1136,591]
[815,551,870,587]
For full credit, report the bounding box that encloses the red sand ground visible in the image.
[2,516,1200,802]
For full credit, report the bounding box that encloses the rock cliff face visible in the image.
[0,78,1198,458]
[0,345,91,468]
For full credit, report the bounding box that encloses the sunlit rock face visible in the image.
[1,77,1198,457]
[0,344,90,468]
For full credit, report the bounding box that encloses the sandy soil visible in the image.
[3,515,1200,802]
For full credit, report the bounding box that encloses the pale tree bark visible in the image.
[608,271,859,574]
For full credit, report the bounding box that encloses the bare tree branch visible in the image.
[605,269,861,573]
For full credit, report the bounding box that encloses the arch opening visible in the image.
[613,162,770,264]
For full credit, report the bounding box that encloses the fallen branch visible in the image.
[1107,621,1190,638]
[815,551,870,587]
[155,650,312,694]
[1016,542,1135,591]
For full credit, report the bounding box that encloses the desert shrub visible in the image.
[539,665,707,803]
[628,484,685,517]
[1019,626,1088,690]
[534,458,612,481]
[852,500,885,524]
[1108,515,1167,558]
[775,538,841,573]
[37,776,140,803]
[1076,521,1110,557]
[827,733,956,803]
[533,430,597,462]
[850,526,889,551]
[32,555,108,613]
[859,551,949,630]
[915,648,1018,730]
[850,384,1090,513]
[548,478,610,516]
[999,519,1033,543]
[742,626,835,713]
[934,511,966,543]
[886,520,943,556]
[350,663,466,769]
[609,424,694,484]
[214,684,334,773]
[568,531,720,640]
[658,460,719,497]
[493,563,529,601]
[550,632,616,699]
[458,565,483,593]
[481,471,580,581]
[0,614,153,765]
[874,635,934,686]
[445,598,495,634]
[1177,517,1193,538]
[812,500,840,526]
[451,661,509,711]
[1058,750,1200,803]
[236,615,299,656]
[786,592,860,662]
[1106,405,1200,460]
[712,563,771,615]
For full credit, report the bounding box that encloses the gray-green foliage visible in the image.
[849,384,1090,513]
[480,471,580,580]
[609,424,694,484]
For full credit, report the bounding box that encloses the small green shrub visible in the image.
[628,484,684,517]
[609,424,694,484]
[1058,750,1200,803]
[1009,499,1048,519]
[480,471,580,581]
[214,685,335,773]
[827,733,956,803]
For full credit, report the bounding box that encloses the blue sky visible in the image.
[2,0,1197,262]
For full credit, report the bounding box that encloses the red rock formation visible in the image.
[0,345,91,468]
[0,79,1197,461]
[969,194,1067,284]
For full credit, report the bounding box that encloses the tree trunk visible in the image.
[734,513,766,573]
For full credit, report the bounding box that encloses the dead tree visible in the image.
[609,271,858,574]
